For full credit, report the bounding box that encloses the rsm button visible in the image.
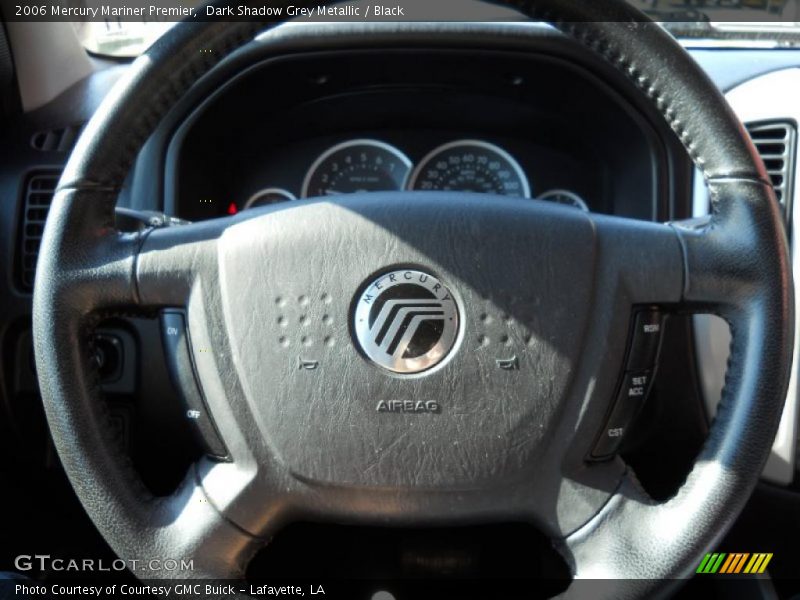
[626,310,663,371]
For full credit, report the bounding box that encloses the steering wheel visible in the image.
[32,0,793,597]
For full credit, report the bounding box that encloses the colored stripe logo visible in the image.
[696,553,773,574]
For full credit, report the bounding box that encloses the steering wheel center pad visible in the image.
[219,193,597,488]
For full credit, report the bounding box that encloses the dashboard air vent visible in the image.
[18,171,60,291]
[746,120,796,220]
[30,123,84,153]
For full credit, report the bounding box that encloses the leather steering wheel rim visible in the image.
[32,1,793,597]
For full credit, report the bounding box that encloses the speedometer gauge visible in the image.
[408,140,530,198]
[302,139,412,198]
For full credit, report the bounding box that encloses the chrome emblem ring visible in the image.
[353,269,460,374]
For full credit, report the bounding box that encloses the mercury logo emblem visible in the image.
[353,269,460,374]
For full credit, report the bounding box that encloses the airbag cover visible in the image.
[217,193,596,488]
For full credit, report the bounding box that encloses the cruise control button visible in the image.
[160,310,229,460]
[626,310,663,371]
[591,370,653,459]
[625,371,651,398]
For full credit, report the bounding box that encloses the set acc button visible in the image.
[626,372,651,398]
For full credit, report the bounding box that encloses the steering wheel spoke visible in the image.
[135,219,228,308]
[593,212,685,307]
[31,189,140,314]
[127,473,262,579]
[672,178,791,312]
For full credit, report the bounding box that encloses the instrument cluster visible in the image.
[241,138,588,212]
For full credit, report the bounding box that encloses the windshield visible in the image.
[73,21,178,57]
[70,0,800,57]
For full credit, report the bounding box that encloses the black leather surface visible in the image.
[32,0,793,595]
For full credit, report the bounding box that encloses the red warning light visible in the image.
[227,202,238,215]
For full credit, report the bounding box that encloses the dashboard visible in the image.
[166,43,674,223]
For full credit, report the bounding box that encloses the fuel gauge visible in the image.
[244,188,296,209]
[537,189,589,211]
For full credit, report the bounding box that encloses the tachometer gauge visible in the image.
[538,189,589,211]
[244,187,295,209]
[408,140,530,198]
[302,139,412,198]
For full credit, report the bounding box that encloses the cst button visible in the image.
[627,310,663,370]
